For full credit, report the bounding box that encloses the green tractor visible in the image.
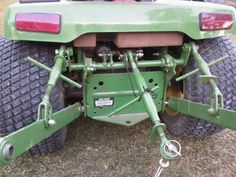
[1,0,236,175]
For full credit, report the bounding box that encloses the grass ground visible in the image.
[0,1,236,177]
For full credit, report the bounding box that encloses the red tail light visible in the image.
[15,13,61,34]
[200,13,233,31]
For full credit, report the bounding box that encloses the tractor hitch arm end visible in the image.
[0,103,82,165]
[167,97,236,131]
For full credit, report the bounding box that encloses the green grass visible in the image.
[0,1,236,177]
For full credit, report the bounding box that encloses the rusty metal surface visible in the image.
[113,32,183,48]
[73,32,183,48]
[74,33,96,48]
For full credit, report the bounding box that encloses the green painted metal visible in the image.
[38,46,68,127]
[94,113,149,126]
[73,47,187,126]
[0,103,81,164]
[26,56,82,89]
[69,57,185,71]
[86,71,165,125]
[180,43,192,67]
[167,97,236,131]
[176,55,228,82]
[2,39,236,166]
[107,85,159,118]
[4,1,236,43]
[161,54,179,112]
[127,51,164,126]
[190,42,223,114]
[126,51,180,161]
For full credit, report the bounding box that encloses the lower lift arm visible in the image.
[0,104,80,164]
[0,46,82,164]
[168,97,236,131]
[168,42,236,130]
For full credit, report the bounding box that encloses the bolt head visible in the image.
[48,119,56,126]
[55,49,59,55]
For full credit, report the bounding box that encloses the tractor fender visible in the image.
[4,0,236,43]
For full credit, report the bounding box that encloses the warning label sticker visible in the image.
[94,97,114,108]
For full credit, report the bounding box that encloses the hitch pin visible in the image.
[154,159,169,177]
[154,140,181,177]
[165,141,182,157]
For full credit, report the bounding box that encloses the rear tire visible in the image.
[0,36,67,153]
[162,37,236,138]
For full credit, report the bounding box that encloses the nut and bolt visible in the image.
[48,119,56,126]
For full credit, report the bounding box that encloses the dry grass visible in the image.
[1,119,236,177]
[0,1,236,177]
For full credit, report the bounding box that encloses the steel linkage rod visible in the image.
[27,57,82,89]
[190,42,223,114]
[176,55,228,82]
[126,50,181,161]
[107,85,159,117]
[69,58,185,71]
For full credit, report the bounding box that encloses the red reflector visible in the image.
[200,13,233,31]
[15,13,61,34]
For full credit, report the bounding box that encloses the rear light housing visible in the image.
[15,13,61,34]
[200,13,233,31]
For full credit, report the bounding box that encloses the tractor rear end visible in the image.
[1,0,236,175]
